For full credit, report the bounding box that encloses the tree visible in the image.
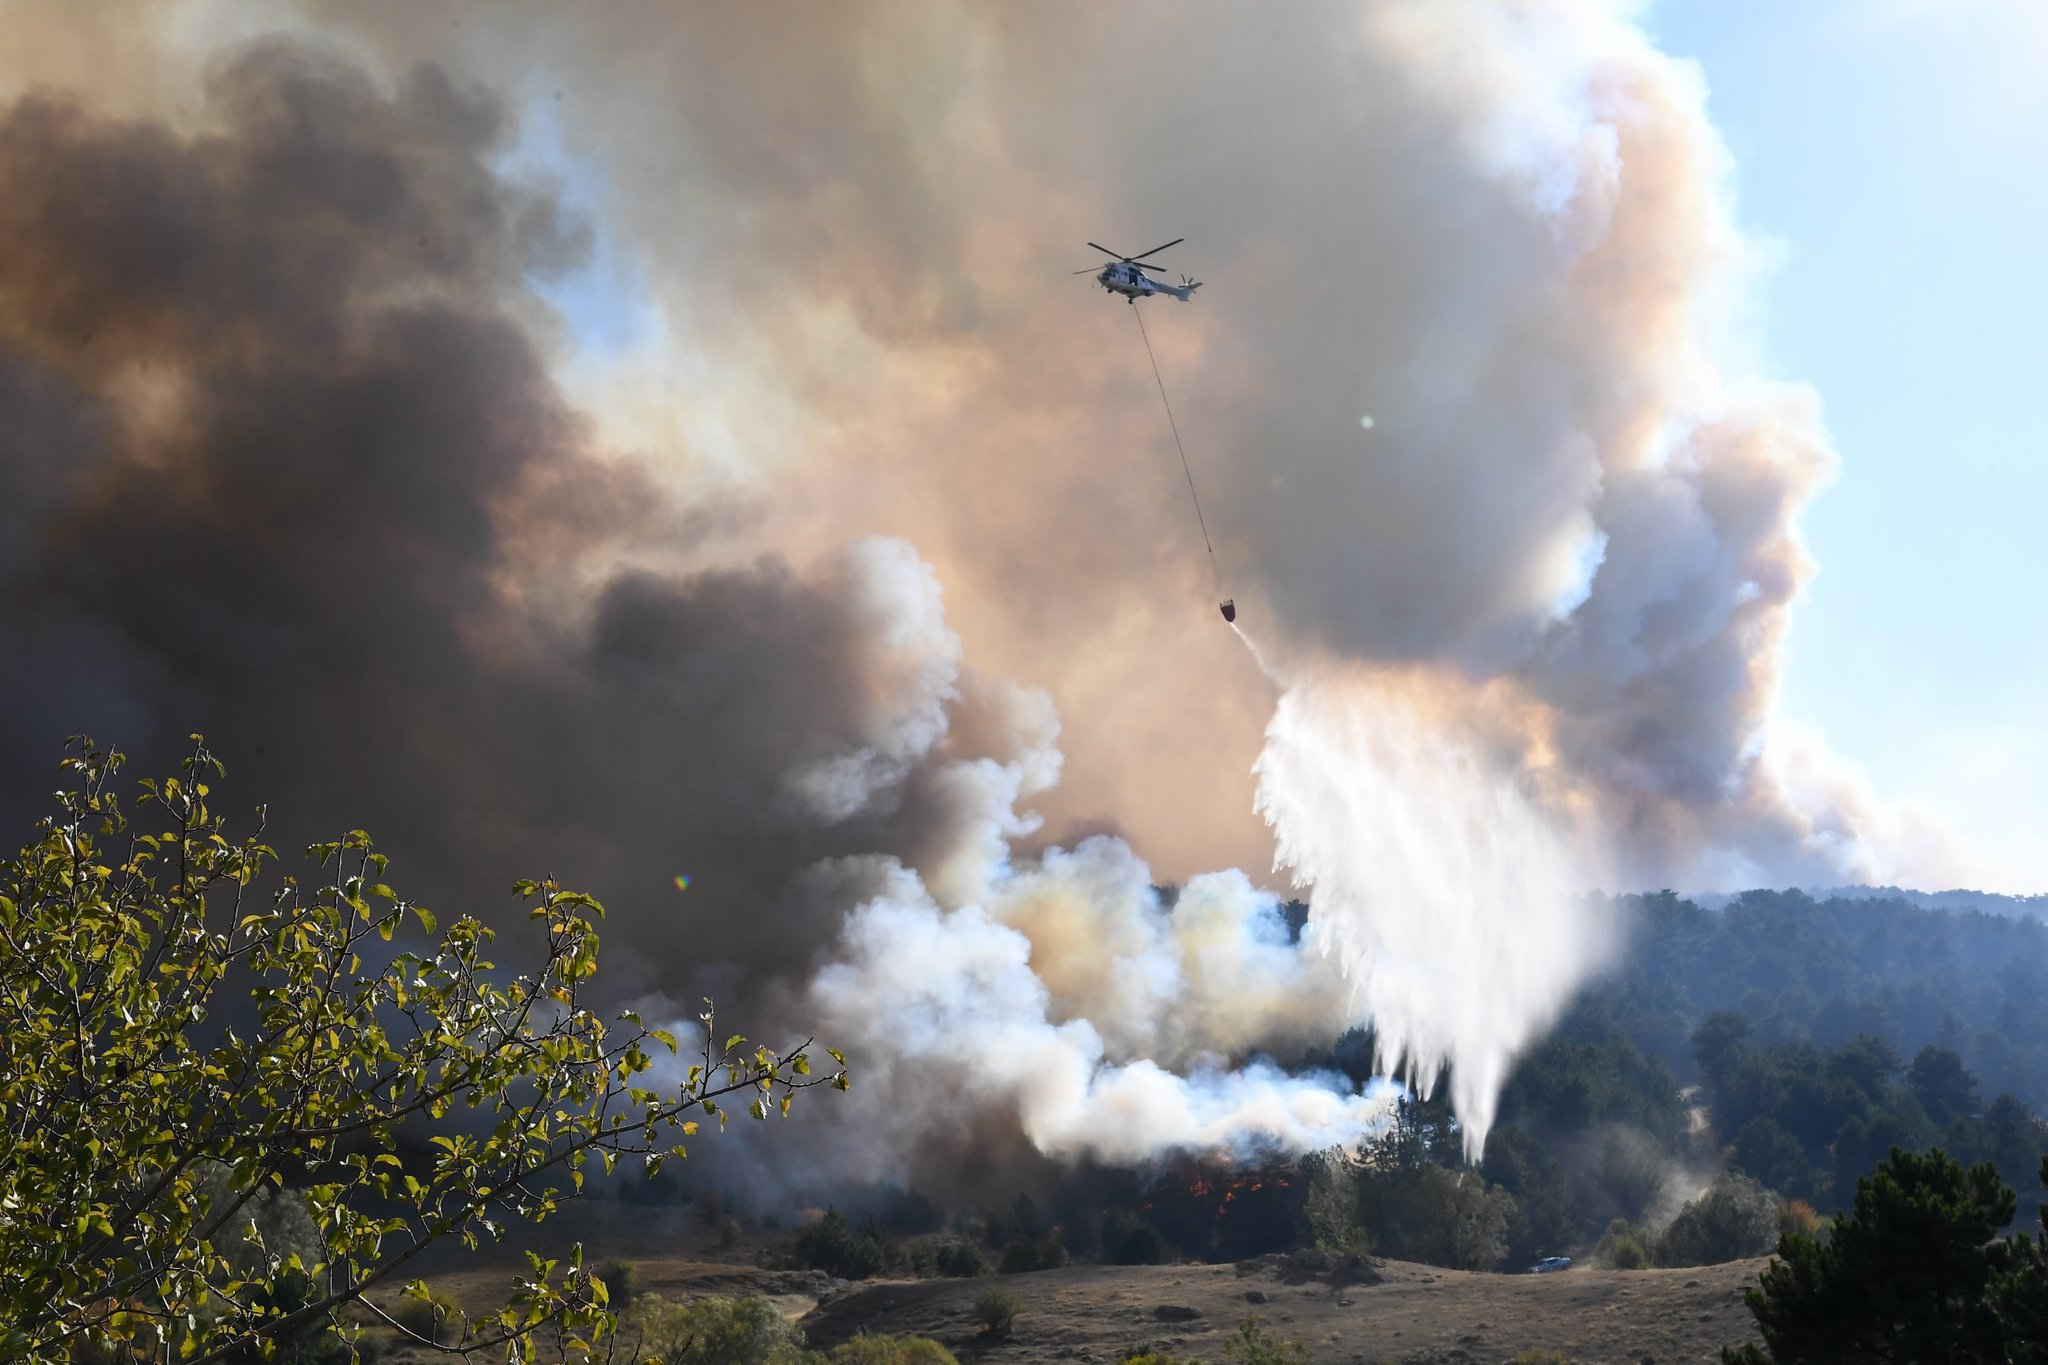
[0,739,845,1363]
[1655,1173,1777,1267]
[791,1209,896,1280]
[1731,1117,1814,1201]
[1362,1164,1514,1271]
[1480,1125,1571,1264]
[1907,1046,1982,1128]
[1989,1158,2048,1365]
[1722,1147,2018,1363]
[1300,1146,1371,1260]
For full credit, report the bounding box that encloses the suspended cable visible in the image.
[1132,303,1226,604]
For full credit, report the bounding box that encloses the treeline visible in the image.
[1472,889,2048,1260]
[1610,889,2048,1109]
[618,889,2048,1276]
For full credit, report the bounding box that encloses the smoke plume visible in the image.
[0,1,1957,1176]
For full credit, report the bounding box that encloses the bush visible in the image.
[828,1335,959,1365]
[391,1287,463,1346]
[972,1287,1020,1338]
[999,1236,1070,1274]
[626,1294,811,1365]
[1655,1173,1778,1267]
[1121,1354,1196,1365]
[1595,1218,1652,1270]
[1104,1210,1171,1265]
[595,1258,646,1307]
[1777,1198,1824,1243]
[1220,1317,1309,1365]
[932,1240,990,1278]
[792,1209,895,1280]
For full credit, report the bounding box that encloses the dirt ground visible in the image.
[395,1212,1767,1365]
[797,1256,1766,1365]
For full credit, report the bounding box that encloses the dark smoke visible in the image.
[0,39,1011,1007]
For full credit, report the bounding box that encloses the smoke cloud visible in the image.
[0,1,1958,1177]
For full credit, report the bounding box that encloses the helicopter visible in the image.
[1075,238,1203,302]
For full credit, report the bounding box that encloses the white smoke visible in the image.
[776,566,1402,1173]
[805,858,1397,1170]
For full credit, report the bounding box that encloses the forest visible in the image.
[682,888,2048,1278]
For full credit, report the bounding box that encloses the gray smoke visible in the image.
[0,43,1017,996]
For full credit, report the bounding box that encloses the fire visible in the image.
[1151,1159,1296,1222]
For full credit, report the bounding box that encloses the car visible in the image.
[1528,1256,1573,1273]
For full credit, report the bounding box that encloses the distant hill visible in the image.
[1690,885,2048,920]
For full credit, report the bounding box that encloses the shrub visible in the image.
[596,1258,646,1307]
[932,1240,990,1278]
[391,1287,463,1346]
[1595,1218,1652,1270]
[1104,1210,1171,1265]
[999,1236,1070,1274]
[828,1335,960,1365]
[627,1294,811,1365]
[972,1287,1020,1338]
[1220,1317,1309,1365]
[793,1209,896,1280]
[1777,1198,1824,1243]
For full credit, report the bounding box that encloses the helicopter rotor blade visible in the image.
[1072,266,1104,274]
[1126,237,1184,262]
[1086,242,1125,259]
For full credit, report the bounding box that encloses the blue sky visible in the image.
[1648,0,2048,888]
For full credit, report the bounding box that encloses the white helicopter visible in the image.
[1075,238,1203,302]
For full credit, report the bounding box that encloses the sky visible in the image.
[1646,0,2048,890]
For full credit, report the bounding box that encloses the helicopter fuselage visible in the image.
[1096,261,1200,302]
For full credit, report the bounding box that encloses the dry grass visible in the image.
[364,1207,1766,1365]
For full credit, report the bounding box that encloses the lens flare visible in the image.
[673,873,691,892]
